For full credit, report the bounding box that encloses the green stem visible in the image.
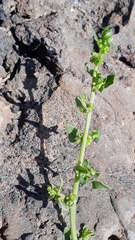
[70,178,79,240]
[78,91,95,166]
[70,66,98,240]
[70,91,95,240]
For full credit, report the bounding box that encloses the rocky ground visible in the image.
[0,0,135,240]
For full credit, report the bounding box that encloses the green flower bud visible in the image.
[64,193,76,207]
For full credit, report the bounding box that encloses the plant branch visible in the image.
[70,66,98,240]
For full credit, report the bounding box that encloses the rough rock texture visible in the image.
[0,29,14,65]
[0,0,135,240]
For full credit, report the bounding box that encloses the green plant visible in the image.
[47,26,116,240]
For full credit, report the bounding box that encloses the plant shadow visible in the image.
[14,58,66,232]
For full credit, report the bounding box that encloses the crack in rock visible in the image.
[109,195,130,240]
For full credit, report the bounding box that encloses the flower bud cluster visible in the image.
[90,26,113,66]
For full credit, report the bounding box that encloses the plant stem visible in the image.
[70,65,98,240]
[70,92,95,240]
[78,65,97,165]
[78,91,95,166]
[70,179,79,240]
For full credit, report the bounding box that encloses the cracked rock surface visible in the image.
[0,1,135,240]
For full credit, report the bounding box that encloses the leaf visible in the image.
[91,52,104,65]
[80,177,87,186]
[60,201,69,211]
[92,180,109,190]
[83,159,89,168]
[93,172,100,178]
[98,72,116,92]
[91,27,99,42]
[59,178,64,191]
[104,72,116,90]
[62,227,71,240]
[75,94,87,113]
[101,26,112,40]
[79,224,95,239]
[54,199,59,206]
[90,129,99,140]
[84,63,94,76]
[66,124,82,143]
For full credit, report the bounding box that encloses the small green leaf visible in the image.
[76,164,87,174]
[83,159,89,168]
[90,52,103,65]
[54,199,59,206]
[80,177,87,186]
[75,94,87,113]
[97,72,116,92]
[89,167,96,176]
[84,63,94,76]
[101,26,112,40]
[79,225,95,239]
[60,201,69,211]
[66,124,82,143]
[90,129,99,140]
[59,178,64,191]
[92,180,109,190]
[104,72,116,90]
[91,27,99,42]
[93,172,100,178]
[62,227,71,240]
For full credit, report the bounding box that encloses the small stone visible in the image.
[0,66,7,80]
[10,105,20,113]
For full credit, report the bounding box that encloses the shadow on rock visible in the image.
[15,233,33,240]
[14,58,66,231]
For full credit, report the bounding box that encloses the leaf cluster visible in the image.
[85,26,116,92]
[75,160,109,190]
[91,26,113,66]
[66,124,99,146]
[85,67,116,92]
[75,93,94,113]
[47,179,76,212]
[63,225,94,240]
[78,225,95,240]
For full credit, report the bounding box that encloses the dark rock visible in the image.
[0,1,135,240]
[0,7,6,23]
[0,29,13,65]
